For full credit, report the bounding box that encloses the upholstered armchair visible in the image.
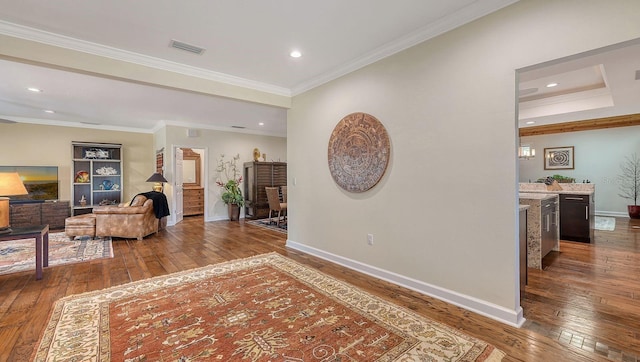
[93,195,158,240]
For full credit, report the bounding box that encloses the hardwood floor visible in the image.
[0,216,636,361]
[523,216,640,361]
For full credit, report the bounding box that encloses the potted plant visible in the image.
[618,153,640,219]
[216,154,245,221]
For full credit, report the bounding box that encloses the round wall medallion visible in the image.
[328,112,390,193]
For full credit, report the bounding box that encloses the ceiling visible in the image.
[518,38,640,128]
[0,0,518,136]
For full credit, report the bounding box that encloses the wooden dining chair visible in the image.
[281,185,287,203]
[265,187,287,226]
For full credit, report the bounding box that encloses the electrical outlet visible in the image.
[367,234,374,246]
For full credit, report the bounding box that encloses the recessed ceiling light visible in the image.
[290,50,302,58]
[526,121,536,125]
[44,110,55,114]
[27,87,42,92]
[546,82,558,88]
[258,122,264,126]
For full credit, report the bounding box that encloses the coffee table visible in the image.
[0,225,49,280]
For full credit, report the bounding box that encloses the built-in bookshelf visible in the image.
[71,142,123,215]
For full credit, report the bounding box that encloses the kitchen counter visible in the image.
[519,182,595,196]
[519,194,559,269]
[520,183,595,243]
[519,192,559,200]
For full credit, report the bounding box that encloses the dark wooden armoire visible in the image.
[243,161,287,219]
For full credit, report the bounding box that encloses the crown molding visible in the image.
[1,115,154,134]
[0,20,291,97]
[291,0,520,95]
[162,120,286,138]
[1,116,287,137]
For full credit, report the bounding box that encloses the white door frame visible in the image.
[170,145,208,225]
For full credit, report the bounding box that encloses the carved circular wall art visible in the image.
[328,112,390,193]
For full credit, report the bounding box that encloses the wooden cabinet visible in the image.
[71,142,123,215]
[540,198,558,258]
[183,187,204,216]
[10,201,70,229]
[243,162,287,219]
[559,194,594,242]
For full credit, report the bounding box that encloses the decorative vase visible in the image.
[628,205,640,219]
[228,204,241,221]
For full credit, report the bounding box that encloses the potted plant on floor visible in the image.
[216,154,245,221]
[618,153,640,219]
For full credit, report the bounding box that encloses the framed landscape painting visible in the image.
[544,146,574,170]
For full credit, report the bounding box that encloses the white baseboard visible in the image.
[286,239,525,328]
[595,210,628,218]
[205,215,234,222]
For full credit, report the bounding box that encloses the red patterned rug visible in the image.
[34,253,505,361]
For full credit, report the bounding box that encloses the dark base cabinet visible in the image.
[519,207,528,301]
[559,194,594,243]
[10,201,70,230]
[541,197,558,258]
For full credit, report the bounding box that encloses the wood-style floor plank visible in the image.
[0,215,636,361]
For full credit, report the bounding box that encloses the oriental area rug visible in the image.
[33,253,505,361]
[246,218,288,234]
[0,232,113,276]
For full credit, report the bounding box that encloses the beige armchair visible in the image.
[93,195,158,240]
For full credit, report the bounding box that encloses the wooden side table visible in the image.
[0,225,49,280]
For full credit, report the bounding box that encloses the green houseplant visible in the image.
[618,153,640,219]
[216,154,244,221]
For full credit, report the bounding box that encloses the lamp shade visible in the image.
[0,172,28,196]
[146,173,168,183]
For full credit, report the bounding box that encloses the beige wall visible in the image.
[287,0,640,326]
[160,125,286,222]
[0,123,154,202]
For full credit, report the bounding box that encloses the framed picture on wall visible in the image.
[544,146,574,170]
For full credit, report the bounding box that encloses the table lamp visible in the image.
[0,172,28,234]
[146,172,168,193]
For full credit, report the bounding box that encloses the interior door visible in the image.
[175,147,184,224]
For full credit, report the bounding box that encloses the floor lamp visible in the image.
[0,173,28,234]
[146,172,168,193]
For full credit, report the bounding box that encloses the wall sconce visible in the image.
[518,143,536,160]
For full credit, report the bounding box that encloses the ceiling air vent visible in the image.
[231,125,246,129]
[169,40,205,55]
[636,70,640,80]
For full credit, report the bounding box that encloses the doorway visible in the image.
[173,146,206,225]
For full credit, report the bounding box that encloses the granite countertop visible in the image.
[519,193,559,200]
[519,189,594,196]
[519,182,595,196]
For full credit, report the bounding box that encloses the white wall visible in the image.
[160,125,286,222]
[287,0,640,326]
[520,125,640,216]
